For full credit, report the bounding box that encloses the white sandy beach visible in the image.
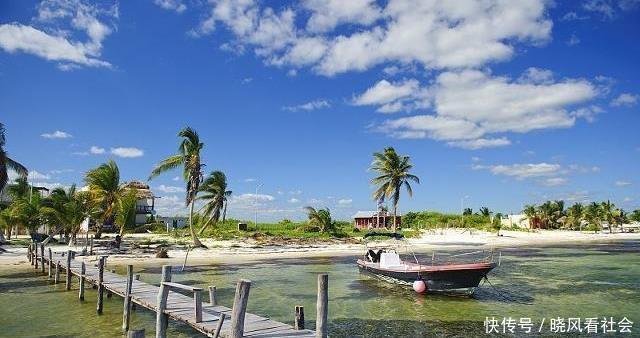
[2,229,639,267]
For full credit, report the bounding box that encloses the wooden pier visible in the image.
[28,243,325,338]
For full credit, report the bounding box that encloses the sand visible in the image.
[2,229,639,267]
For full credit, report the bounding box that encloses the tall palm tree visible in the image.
[584,202,602,232]
[115,189,138,238]
[42,185,91,245]
[304,206,334,233]
[566,203,584,230]
[370,147,419,232]
[537,201,554,229]
[522,204,538,229]
[149,127,205,247]
[478,207,490,217]
[0,123,28,192]
[600,200,616,234]
[84,160,124,239]
[198,171,232,235]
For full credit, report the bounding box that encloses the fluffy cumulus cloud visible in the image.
[110,147,144,158]
[611,93,638,106]
[372,69,597,148]
[90,145,105,154]
[41,130,72,139]
[283,99,331,112]
[154,0,187,13]
[191,0,552,76]
[0,0,118,69]
[473,163,563,179]
[156,185,185,193]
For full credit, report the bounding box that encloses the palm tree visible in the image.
[115,189,138,238]
[370,147,419,232]
[0,123,28,192]
[84,160,124,239]
[566,203,584,230]
[8,192,44,236]
[41,185,91,245]
[463,208,473,216]
[478,207,490,217]
[522,204,538,229]
[304,206,334,233]
[584,202,602,233]
[198,171,232,235]
[600,200,616,234]
[149,127,205,247]
[537,201,554,229]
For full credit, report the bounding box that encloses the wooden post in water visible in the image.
[316,274,328,338]
[128,329,145,338]
[27,243,31,261]
[89,236,94,255]
[230,279,252,338]
[40,243,45,274]
[54,261,60,284]
[155,265,172,338]
[97,256,105,314]
[122,265,134,332]
[79,262,86,301]
[66,250,73,290]
[295,305,305,330]
[34,244,38,269]
[29,243,33,264]
[209,286,217,306]
[48,248,52,280]
[194,289,203,323]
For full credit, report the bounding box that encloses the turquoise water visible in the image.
[1,241,639,337]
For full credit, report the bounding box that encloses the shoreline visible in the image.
[2,229,639,267]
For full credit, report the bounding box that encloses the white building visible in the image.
[501,214,530,229]
[157,216,188,230]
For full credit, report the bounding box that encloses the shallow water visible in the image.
[1,241,639,337]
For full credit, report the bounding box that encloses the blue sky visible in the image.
[1,0,639,221]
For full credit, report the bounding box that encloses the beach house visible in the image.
[353,211,401,229]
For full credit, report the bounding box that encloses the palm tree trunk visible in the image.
[198,215,214,235]
[222,202,227,223]
[392,205,398,233]
[95,223,103,239]
[189,201,203,247]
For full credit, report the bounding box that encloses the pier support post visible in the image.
[40,243,45,274]
[156,265,172,338]
[194,289,203,323]
[48,248,52,280]
[79,262,86,301]
[209,286,217,306]
[128,329,145,338]
[66,250,73,290]
[214,314,226,338]
[54,261,60,284]
[295,305,305,330]
[34,245,38,270]
[29,243,33,264]
[27,243,31,261]
[230,279,252,338]
[97,256,105,314]
[316,274,328,338]
[89,236,94,255]
[123,265,134,332]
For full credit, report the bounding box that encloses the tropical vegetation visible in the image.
[0,122,28,192]
[197,171,232,235]
[149,127,206,247]
[370,147,419,232]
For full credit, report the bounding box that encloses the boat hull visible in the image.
[357,260,496,293]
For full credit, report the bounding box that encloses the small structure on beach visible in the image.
[157,216,188,229]
[123,181,156,225]
[353,211,400,229]
[500,214,530,229]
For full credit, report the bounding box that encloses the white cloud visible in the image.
[567,33,581,46]
[303,0,381,33]
[611,93,638,106]
[0,0,117,69]
[28,170,51,180]
[283,99,331,112]
[172,176,181,181]
[110,147,144,158]
[353,79,426,113]
[374,69,597,148]
[288,198,300,203]
[561,12,589,21]
[90,145,105,154]
[155,194,187,216]
[289,190,302,195]
[243,178,257,183]
[541,177,569,187]
[192,0,552,76]
[447,138,511,150]
[232,193,274,203]
[583,0,616,19]
[473,163,563,179]
[41,130,72,139]
[337,198,352,205]
[156,185,185,193]
[615,180,632,187]
[154,0,187,13]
